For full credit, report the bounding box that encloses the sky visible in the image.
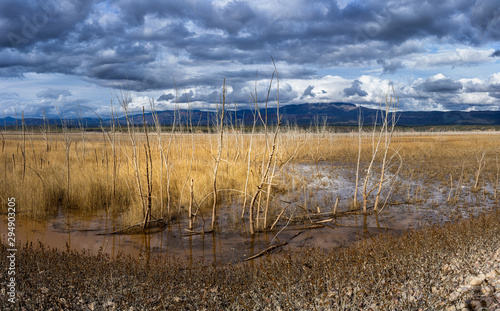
[0,0,500,118]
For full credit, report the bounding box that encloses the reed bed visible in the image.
[1,129,499,228]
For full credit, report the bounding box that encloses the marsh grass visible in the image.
[1,127,499,227]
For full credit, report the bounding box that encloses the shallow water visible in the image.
[0,204,470,264]
[2,163,496,263]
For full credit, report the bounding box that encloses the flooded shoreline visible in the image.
[2,149,498,263]
[2,208,499,311]
[2,198,493,264]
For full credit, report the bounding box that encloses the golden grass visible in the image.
[1,130,499,225]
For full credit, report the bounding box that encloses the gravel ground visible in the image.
[445,248,500,311]
[1,208,499,310]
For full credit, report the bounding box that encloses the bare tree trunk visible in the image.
[143,107,153,229]
[117,89,147,226]
[361,86,400,214]
[495,155,499,201]
[56,108,71,204]
[249,59,280,234]
[374,94,394,212]
[474,150,486,190]
[189,178,194,230]
[241,78,259,219]
[22,112,26,181]
[353,107,362,208]
[212,79,226,231]
[77,104,86,163]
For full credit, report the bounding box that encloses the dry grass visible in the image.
[1,130,499,226]
[0,130,297,223]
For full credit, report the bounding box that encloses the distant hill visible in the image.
[1,102,499,127]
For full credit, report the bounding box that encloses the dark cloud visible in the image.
[111,0,191,26]
[377,59,404,74]
[463,81,500,93]
[420,76,463,93]
[344,80,368,97]
[300,85,315,99]
[178,90,194,103]
[1,0,495,83]
[157,94,175,102]
[463,81,486,92]
[0,0,499,116]
[224,81,297,106]
[216,1,256,35]
[491,83,500,91]
[0,0,94,48]
[471,0,500,40]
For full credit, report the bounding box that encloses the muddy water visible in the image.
[1,212,261,263]
[0,204,446,264]
[2,163,496,264]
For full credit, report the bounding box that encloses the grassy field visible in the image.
[1,126,499,232]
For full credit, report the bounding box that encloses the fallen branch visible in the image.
[316,218,336,224]
[266,224,325,233]
[324,222,394,230]
[243,242,287,262]
[290,231,303,240]
[183,229,214,237]
[97,219,165,235]
[282,224,324,231]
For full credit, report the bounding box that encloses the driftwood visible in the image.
[282,224,324,231]
[316,218,336,224]
[97,219,166,235]
[320,223,336,230]
[288,207,367,222]
[243,242,288,262]
[290,231,304,240]
[259,223,325,234]
[183,229,214,237]
[318,221,394,230]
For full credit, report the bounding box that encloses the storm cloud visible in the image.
[157,94,175,102]
[420,75,463,93]
[344,80,368,97]
[301,85,315,99]
[0,0,499,117]
[377,59,404,74]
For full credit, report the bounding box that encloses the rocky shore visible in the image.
[446,248,500,311]
[1,208,499,310]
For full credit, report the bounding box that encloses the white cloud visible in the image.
[407,48,496,68]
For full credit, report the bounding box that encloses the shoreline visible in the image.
[1,208,499,310]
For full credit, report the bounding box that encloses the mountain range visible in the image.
[1,102,499,128]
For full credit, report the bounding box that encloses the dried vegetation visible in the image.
[2,129,499,224]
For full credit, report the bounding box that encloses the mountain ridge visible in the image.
[1,102,499,127]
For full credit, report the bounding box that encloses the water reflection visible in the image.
[2,199,488,264]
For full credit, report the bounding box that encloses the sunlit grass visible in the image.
[1,130,499,225]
